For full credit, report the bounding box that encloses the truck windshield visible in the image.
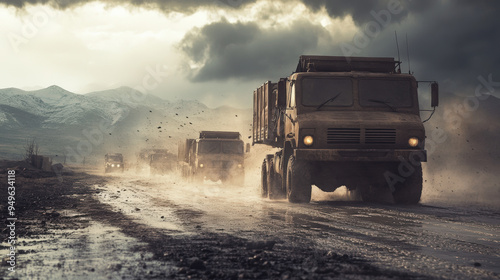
[359,79,412,108]
[198,141,243,154]
[198,141,221,154]
[151,154,168,161]
[107,155,122,162]
[301,78,353,107]
[222,142,243,154]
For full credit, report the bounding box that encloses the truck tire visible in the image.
[268,161,285,200]
[181,166,188,178]
[393,165,422,204]
[261,160,268,198]
[286,156,311,203]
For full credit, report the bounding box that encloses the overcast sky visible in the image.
[1,0,499,108]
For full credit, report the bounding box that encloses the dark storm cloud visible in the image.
[179,19,328,82]
[409,1,500,92]
[0,0,255,11]
[300,0,435,25]
[353,0,500,94]
[178,0,500,96]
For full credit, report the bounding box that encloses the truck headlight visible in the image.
[111,164,115,167]
[237,164,242,168]
[199,163,204,168]
[117,164,120,167]
[408,137,419,147]
[303,135,314,146]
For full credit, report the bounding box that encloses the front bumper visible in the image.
[197,167,244,181]
[105,165,124,172]
[294,149,427,162]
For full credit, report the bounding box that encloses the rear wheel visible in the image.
[268,161,285,200]
[181,166,189,178]
[261,160,268,198]
[286,156,311,203]
[393,165,422,204]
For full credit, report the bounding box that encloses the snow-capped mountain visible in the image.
[0,86,252,161]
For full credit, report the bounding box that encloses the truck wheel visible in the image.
[268,161,285,200]
[393,165,422,204]
[286,156,311,203]
[181,166,188,178]
[261,160,268,198]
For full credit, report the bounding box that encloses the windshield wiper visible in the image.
[316,92,342,110]
[368,99,397,112]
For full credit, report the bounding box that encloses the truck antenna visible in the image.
[394,31,401,73]
[406,33,411,74]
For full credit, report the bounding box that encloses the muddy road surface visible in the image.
[1,168,499,279]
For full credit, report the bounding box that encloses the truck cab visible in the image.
[149,149,176,175]
[105,153,124,173]
[179,131,246,185]
[255,56,438,203]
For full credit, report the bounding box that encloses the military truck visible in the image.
[136,148,176,174]
[149,149,176,174]
[254,55,438,204]
[105,153,124,173]
[178,131,246,185]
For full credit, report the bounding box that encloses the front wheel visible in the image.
[268,161,285,200]
[286,156,311,203]
[393,165,422,204]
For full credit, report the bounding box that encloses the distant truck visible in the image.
[178,131,246,185]
[149,150,176,174]
[105,153,124,173]
[254,55,438,204]
[137,149,176,174]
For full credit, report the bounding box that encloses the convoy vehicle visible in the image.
[254,55,438,203]
[137,148,175,174]
[149,150,176,174]
[105,153,124,173]
[178,131,246,185]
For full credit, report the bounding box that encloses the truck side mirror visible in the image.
[246,143,251,153]
[431,82,439,107]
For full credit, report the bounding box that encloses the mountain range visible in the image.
[0,86,252,163]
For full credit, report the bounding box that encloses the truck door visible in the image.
[285,80,297,142]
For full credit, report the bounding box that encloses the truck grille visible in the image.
[327,128,361,144]
[365,128,396,144]
[211,161,235,169]
[327,128,396,145]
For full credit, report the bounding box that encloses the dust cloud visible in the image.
[87,93,500,208]
[421,95,500,208]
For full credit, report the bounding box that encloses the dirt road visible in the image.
[1,169,499,279]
